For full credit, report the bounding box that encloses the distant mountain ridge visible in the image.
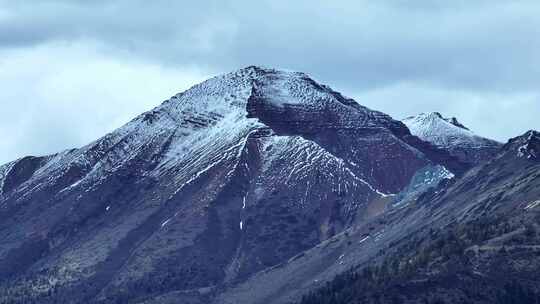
[402,112,502,164]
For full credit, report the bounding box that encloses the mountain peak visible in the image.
[403,112,480,146]
[236,65,305,75]
[166,66,322,110]
[408,112,470,130]
[402,112,501,164]
[429,111,444,119]
[154,67,405,138]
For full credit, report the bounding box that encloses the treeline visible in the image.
[297,216,540,304]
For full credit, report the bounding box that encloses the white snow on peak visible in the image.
[160,66,338,115]
[0,67,342,200]
[402,112,499,149]
[0,67,403,203]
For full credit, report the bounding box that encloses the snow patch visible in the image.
[524,200,540,210]
[359,235,370,244]
[161,218,172,228]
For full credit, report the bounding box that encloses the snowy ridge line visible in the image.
[2,66,404,202]
[0,148,78,197]
[403,112,500,149]
[169,134,252,200]
[35,125,157,198]
[265,135,394,198]
[0,154,72,200]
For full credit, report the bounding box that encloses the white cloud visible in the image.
[0,40,209,163]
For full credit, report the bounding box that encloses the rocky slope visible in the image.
[0,67,466,302]
[403,112,502,165]
[210,130,539,304]
[0,67,520,304]
[294,130,540,304]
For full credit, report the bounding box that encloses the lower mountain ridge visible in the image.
[0,67,537,304]
[402,112,502,165]
[294,130,540,304]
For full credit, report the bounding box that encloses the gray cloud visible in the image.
[0,42,208,164]
[2,1,538,90]
[0,1,539,163]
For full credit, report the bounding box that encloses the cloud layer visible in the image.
[1,1,539,163]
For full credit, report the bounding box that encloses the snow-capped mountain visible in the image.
[402,112,501,164]
[0,67,511,304]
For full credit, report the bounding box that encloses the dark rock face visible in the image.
[216,129,540,304]
[0,67,513,304]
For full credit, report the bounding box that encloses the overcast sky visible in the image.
[1,1,539,164]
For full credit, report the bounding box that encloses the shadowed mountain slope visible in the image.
[0,67,505,304]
